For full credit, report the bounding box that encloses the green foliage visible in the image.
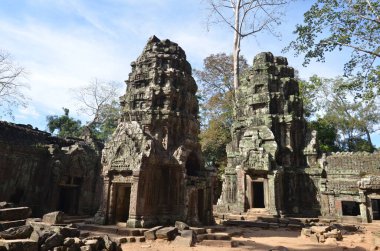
[195,53,249,179]
[86,100,120,142]
[309,118,340,152]
[285,0,380,95]
[46,108,82,138]
[300,75,379,152]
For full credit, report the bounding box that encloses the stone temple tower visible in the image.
[216,52,320,217]
[97,36,215,227]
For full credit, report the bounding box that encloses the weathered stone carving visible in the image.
[97,36,215,227]
[216,52,320,216]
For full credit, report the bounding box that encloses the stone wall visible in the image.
[320,152,380,222]
[0,121,102,216]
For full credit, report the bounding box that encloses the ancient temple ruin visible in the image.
[97,36,215,228]
[216,52,380,224]
[0,122,102,216]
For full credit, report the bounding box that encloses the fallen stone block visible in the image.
[0,225,33,239]
[301,228,312,237]
[310,226,331,234]
[42,211,64,225]
[0,202,14,209]
[44,232,64,250]
[0,239,38,251]
[189,227,206,235]
[0,220,26,231]
[176,230,195,247]
[144,226,163,240]
[175,221,189,231]
[0,207,32,221]
[156,227,178,241]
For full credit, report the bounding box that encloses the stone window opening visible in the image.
[341,201,360,216]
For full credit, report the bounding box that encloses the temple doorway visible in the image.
[58,186,79,215]
[115,185,131,223]
[372,199,380,220]
[252,181,265,208]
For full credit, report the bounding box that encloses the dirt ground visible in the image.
[121,222,380,251]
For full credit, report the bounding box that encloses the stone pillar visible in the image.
[267,172,277,215]
[359,191,369,223]
[107,182,116,224]
[94,176,110,224]
[127,171,140,227]
[274,169,284,216]
[236,165,246,213]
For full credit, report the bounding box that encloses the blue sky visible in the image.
[0,0,379,146]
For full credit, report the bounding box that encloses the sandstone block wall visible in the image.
[0,122,102,216]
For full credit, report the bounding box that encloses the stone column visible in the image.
[267,172,277,215]
[359,191,369,223]
[94,176,110,224]
[236,165,246,213]
[107,181,116,224]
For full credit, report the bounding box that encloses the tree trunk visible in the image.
[233,0,241,91]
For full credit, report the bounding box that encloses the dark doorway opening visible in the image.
[185,153,200,176]
[115,185,131,223]
[342,201,360,216]
[372,199,380,220]
[198,189,205,224]
[252,182,265,208]
[58,186,79,215]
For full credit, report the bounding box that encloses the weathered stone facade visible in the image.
[321,152,380,223]
[0,122,102,216]
[216,52,380,223]
[97,36,215,228]
[216,52,323,217]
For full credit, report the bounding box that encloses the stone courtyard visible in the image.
[0,36,380,250]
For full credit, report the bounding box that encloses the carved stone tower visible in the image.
[97,36,215,227]
[217,52,319,216]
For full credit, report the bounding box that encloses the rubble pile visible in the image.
[0,208,120,251]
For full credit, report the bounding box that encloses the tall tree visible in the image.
[284,0,380,95]
[0,51,28,118]
[72,79,121,141]
[301,75,380,152]
[46,108,82,138]
[194,53,249,177]
[206,0,290,90]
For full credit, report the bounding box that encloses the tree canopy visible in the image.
[300,75,379,152]
[285,0,380,96]
[46,108,82,138]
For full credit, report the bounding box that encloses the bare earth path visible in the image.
[121,222,380,251]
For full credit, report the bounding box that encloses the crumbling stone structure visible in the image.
[97,36,215,227]
[216,52,380,223]
[321,152,380,223]
[0,122,102,216]
[216,52,322,217]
